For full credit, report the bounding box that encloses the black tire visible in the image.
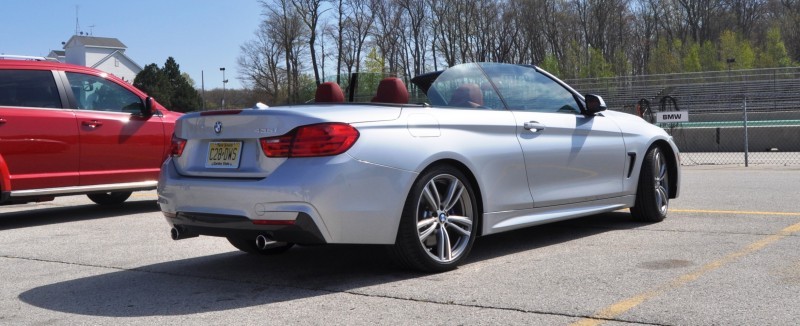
[226,236,294,255]
[87,191,132,205]
[630,146,670,222]
[393,165,479,273]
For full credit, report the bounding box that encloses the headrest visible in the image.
[315,82,345,103]
[371,77,409,104]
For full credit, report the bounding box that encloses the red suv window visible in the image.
[0,70,62,108]
[65,72,144,113]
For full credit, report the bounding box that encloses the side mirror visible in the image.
[584,94,607,115]
[142,97,156,117]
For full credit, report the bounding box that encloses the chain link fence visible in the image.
[565,68,800,166]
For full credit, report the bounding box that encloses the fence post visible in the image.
[742,70,749,167]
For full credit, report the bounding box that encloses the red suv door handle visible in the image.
[82,120,103,128]
[0,118,6,124]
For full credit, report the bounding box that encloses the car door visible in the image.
[63,71,165,186]
[423,62,533,212]
[482,63,626,207]
[0,69,79,191]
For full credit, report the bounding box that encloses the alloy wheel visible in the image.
[415,174,474,263]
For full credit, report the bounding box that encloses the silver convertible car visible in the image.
[157,62,680,272]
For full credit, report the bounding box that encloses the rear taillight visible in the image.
[260,123,359,158]
[170,134,187,157]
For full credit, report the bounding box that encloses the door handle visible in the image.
[82,120,103,128]
[0,118,6,124]
[523,121,546,132]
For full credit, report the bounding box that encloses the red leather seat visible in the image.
[315,82,345,103]
[371,77,409,104]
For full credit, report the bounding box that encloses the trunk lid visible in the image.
[170,104,400,178]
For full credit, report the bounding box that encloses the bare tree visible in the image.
[374,0,404,73]
[396,0,427,75]
[780,0,800,60]
[428,0,457,66]
[291,0,329,85]
[239,0,799,101]
[726,0,767,37]
[335,0,345,83]
[238,20,285,103]
[676,0,722,42]
[256,0,307,103]
[629,0,659,74]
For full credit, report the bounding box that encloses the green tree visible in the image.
[587,47,613,78]
[719,30,755,69]
[647,38,681,74]
[699,40,721,71]
[759,27,793,68]
[561,40,584,79]
[611,49,631,76]
[364,47,385,74]
[356,48,387,100]
[181,72,196,87]
[134,57,202,112]
[539,54,561,76]
[162,57,202,112]
[683,42,702,72]
[133,63,171,106]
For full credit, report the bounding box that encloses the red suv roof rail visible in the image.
[0,55,57,62]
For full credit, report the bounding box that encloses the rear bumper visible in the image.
[157,155,417,244]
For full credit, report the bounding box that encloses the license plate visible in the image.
[206,141,242,168]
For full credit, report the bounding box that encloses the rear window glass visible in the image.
[0,70,62,108]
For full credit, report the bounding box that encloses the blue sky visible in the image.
[1,0,264,90]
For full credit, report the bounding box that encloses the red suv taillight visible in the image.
[260,123,359,158]
[170,134,187,157]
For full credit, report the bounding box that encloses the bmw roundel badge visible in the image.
[214,121,223,134]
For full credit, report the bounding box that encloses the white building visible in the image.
[52,35,143,83]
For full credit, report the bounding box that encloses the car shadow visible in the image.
[0,200,159,230]
[18,211,645,317]
[467,211,643,263]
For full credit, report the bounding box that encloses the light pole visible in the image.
[220,67,228,109]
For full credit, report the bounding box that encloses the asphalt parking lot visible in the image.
[1,165,799,325]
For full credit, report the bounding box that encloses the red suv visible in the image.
[0,56,182,205]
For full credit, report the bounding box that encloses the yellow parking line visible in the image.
[571,220,800,326]
[670,209,800,216]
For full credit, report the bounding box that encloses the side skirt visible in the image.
[482,195,636,236]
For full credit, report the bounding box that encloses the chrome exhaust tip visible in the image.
[255,234,277,250]
[170,226,198,240]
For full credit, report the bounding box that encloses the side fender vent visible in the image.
[627,152,637,178]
